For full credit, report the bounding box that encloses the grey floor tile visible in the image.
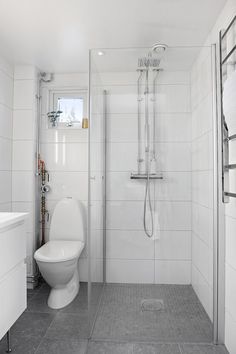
[45,313,89,340]
[180,344,229,354]
[12,312,55,337]
[133,343,181,354]
[87,341,133,354]
[36,338,88,354]
[27,291,59,314]
[0,334,41,354]
[37,283,51,294]
[92,284,213,343]
[61,284,89,314]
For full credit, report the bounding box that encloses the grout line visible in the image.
[178,343,184,354]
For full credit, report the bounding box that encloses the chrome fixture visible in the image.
[40,72,53,82]
[47,110,63,127]
[131,45,167,238]
[151,43,168,53]
[219,16,236,202]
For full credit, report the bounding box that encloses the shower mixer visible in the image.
[131,44,167,238]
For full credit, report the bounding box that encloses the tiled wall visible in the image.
[192,0,236,351]
[0,55,13,212]
[40,73,89,281]
[12,65,38,278]
[190,47,214,320]
[101,71,192,284]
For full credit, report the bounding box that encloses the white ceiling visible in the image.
[0,0,226,72]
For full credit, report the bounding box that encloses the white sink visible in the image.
[0,212,28,230]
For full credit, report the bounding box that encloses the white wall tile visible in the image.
[107,201,191,231]
[192,202,213,248]
[12,171,35,202]
[0,202,12,211]
[107,142,191,172]
[225,216,236,271]
[0,171,11,203]
[12,140,35,171]
[0,104,12,139]
[47,171,88,201]
[155,231,191,260]
[13,109,35,140]
[106,259,154,283]
[0,54,13,210]
[106,230,154,260]
[0,137,12,170]
[99,71,190,86]
[0,70,13,108]
[106,85,190,114]
[225,310,236,354]
[40,142,88,171]
[192,264,213,320]
[12,202,35,233]
[225,263,236,322]
[192,233,213,287]
[155,260,191,284]
[13,80,35,110]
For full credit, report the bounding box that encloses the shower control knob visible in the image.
[41,184,50,194]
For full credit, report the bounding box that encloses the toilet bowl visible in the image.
[34,198,85,309]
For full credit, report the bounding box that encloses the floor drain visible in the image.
[141,299,164,312]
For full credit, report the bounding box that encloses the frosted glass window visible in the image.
[57,97,83,124]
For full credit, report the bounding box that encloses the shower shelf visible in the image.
[130,173,163,180]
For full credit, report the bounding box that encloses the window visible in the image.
[57,97,83,124]
[48,89,87,128]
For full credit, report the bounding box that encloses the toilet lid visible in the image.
[34,240,84,263]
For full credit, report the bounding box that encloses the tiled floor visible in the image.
[0,283,229,354]
[92,284,213,343]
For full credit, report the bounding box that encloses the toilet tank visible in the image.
[49,198,85,242]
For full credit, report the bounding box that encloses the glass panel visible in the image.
[88,52,106,333]
[88,46,215,343]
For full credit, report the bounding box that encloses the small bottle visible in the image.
[82,118,89,129]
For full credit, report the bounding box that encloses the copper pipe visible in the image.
[39,159,48,246]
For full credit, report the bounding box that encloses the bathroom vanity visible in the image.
[0,213,28,342]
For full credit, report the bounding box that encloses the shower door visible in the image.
[87,51,106,334]
[88,46,219,343]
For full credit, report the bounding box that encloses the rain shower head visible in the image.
[138,43,167,69]
[138,56,160,68]
[151,43,168,53]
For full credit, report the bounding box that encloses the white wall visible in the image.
[12,65,38,278]
[40,73,89,281]
[0,55,13,211]
[192,0,236,352]
[190,47,214,320]
[101,71,192,284]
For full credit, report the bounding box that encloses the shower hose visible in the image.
[143,151,154,238]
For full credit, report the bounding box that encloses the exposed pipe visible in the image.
[143,68,154,238]
[137,69,144,173]
[39,159,49,246]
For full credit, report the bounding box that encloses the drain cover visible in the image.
[141,299,164,312]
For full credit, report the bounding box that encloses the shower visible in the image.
[131,44,167,238]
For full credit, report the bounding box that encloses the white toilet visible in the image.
[34,198,85,309]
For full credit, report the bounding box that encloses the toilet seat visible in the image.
[34,240,84,263]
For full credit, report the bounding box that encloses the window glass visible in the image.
[57,97,83,124]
